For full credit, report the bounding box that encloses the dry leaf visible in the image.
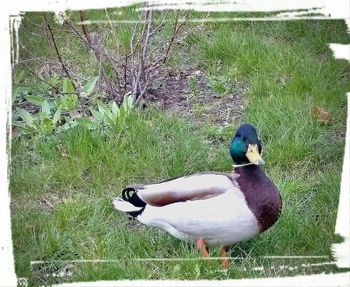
[313,106,332,124]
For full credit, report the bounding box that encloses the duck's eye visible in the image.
[258,141,263,154]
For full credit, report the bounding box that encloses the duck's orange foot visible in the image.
[219,247,230,269]
[196,238,209,258]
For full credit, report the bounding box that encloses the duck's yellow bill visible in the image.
[246,144,265,165]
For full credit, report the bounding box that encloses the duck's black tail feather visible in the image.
[122,187,146,208]
[113,186,146,217]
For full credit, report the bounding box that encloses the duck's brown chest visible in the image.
[235,166,282,232]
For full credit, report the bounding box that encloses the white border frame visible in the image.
[1,1,349,286]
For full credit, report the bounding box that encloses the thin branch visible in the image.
[13,56,52,66]
[22,63,60,93]
[129,10,194,102]
[141,10,153,62]
[131,11,149,97]
[145,13,187,76]
[131,10,154,100]
[130,16,143,51]
[129,12,150,58]
[147,11,175,59]
[65,17,119,99]
[162,11,186,64]
[176,25,205,43]
[104,8,120,61]
[79,11,92,45]
[123,54,128,94]
[18,40,95,87]
[64,21,91,47]
[140,10,153,85]
[43,12,76,91]
[65,20,118,65]
[149,10,169,37]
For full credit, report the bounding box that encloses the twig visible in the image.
[149,10,169,37]
[162,11,186,64]
[128,10,195,102]
[65,20,119,66]
[141,10,153,62]
[16,41,104,91]
[145,12,187,76]
[13,56,53,66]
[22,63,60,93]
[146,11,185,61]
[176,25,205,43]
[129,15,146,57]
[139,10,153,93]
[43,12,76,91]
[104,8,120,61]
[123,54,128,94]
[130,10,155,100]
[65,16,119,99]
[79,11,92,45]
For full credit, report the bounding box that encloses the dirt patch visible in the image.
[145,67,247,127]
[11,193,67,213]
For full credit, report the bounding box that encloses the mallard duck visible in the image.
[113,123,282,267]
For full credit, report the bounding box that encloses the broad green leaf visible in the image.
[59,95,78,112]
[12,121,26,128]
[98,102,113,120]
[12,121,33,134]
[40,117,53,134]
[66,119,78,129]
[12,88,20,104]
[63,79,75,94]
[41,100,51,116]
[75,118,95,129]
[16,70,26,82]
[49,101,57,110]
[56,120,77,133]
[111,102,120,120]
[13,86,28,104]
[16,107,34,125]
[119,105,126,123]
[82,77,98,95]
[90,108,103,122]
[102,113,116,128]
[97,102,108,114]
[32,120,41,130]
[125,95,133,110]
[25,95,45,107]
[98,103,115,127]
[52,106,62,125]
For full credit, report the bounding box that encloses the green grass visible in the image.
[10,9,350,285]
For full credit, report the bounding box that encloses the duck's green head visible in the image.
[229,123,264,165]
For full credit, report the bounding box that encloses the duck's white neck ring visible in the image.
[233,162,255,168]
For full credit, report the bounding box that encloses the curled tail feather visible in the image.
[113,186,146,217]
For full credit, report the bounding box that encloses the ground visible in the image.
[148,67,246,127]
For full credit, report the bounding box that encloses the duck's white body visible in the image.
[113,173,260,246]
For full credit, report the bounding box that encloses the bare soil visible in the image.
[145,67,247,127]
